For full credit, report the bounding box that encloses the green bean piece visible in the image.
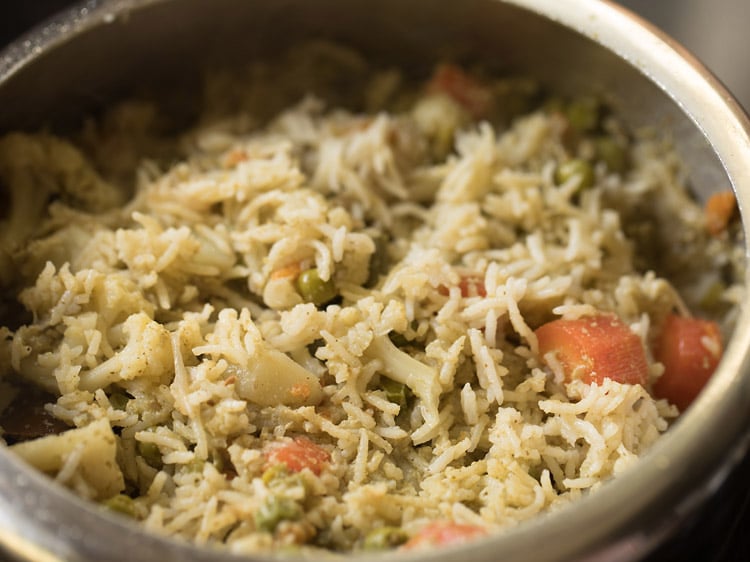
[555,159,595,191]
[296,268,337,306]
[565,96,601,132]
[363,526,409,550]
[137,441,162,469]
[108,391,130,411]
[103,494,137,518]
[254,496,303,533]
[595,136,628,174]
[381,378,411,408]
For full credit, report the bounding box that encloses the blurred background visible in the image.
[0,1,749,561]
[622,0,750,111]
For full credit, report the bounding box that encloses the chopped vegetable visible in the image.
[554,159,595,191]
[381,378,412,408]
[265,436,331,475]
[9,418,124,500]
[108,391,130,411]
[229,343,324,407]
[704,190,737,236]
[271,262,303,281]
[653,313,723,410]
[103,494,137,518]
[535,314,649,386]
[137,440,163,469]
[402,521,487,550]
[262,463,291,485]
[594,136,628,174]
[426,63,492,119]
[363,526,409,550]
[366,334,441,443]
[565,96,601,132]
[412,93,469,158]
[255,495,303,533]
[295,268,337,306]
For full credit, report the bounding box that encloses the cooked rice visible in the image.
[0,43,744,555]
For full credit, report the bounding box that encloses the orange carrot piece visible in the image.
[653,313,722,411]
[402,521,487,550]
[426,64,492,119]
[270,262,303,281]
[438,274,487,298]
[705,190,737,236]
[264,436,330,475]
[535,314,649,386]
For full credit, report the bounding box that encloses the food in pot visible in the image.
[0,43,743,554]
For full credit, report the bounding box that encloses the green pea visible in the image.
[108,391,130,411]
[565,96,601,132]
[363,526,409,550]
[137,441,162,469]
[381,378,412,408]
[296,268,337,306]
[254,496,303,533]
[555,159,595,191]
[595,136,628,174]
[103,494,137,518]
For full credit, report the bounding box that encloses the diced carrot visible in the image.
[535,314,649,386]
[270,262,303,281]
[426,63,493,119]
[264,436,330,476]
[223,148,248,167]
[402,521,487,550]
[705,190,737,236]
[653,313,723,411]
[438,274,487,298]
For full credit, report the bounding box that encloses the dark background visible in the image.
[1,1,749,561]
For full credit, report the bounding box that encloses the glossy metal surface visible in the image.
[1,1,750,561]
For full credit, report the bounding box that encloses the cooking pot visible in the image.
[1,1,750,561]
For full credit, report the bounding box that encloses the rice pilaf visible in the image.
[0,43,743,554]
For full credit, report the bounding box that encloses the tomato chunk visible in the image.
[426,64,492,119]
[402,521,487,550]
[653,314,723,410]
[264,436,330,475]
[535,314,649,386]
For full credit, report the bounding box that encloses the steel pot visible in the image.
[1,1,750,561]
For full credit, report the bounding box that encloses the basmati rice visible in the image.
[0,43,744,555]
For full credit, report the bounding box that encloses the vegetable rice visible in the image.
[0,43,744,555]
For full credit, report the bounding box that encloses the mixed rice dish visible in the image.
[0,43,744,555]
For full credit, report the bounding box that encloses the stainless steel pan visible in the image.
[1,1,749,560]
